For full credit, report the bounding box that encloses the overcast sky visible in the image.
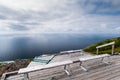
[0,0,120,34]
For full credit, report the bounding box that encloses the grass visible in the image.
[83,37,120,54]
[0,63,3,68]
[0,63,3,66]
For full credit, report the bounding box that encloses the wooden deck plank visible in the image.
[97,68,120,80]
[109,74,120,80]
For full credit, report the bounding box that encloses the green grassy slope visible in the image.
[83,37,120,54]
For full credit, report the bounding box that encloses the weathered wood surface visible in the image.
[6,53,120,80]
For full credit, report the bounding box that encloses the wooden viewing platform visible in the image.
[3,52,120,80]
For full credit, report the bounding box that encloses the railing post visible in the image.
[112,44,114,55]
[97,48,99,55]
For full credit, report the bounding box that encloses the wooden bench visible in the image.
[79,54,110,71]
[18,60,73,80]
[60,49,82,55]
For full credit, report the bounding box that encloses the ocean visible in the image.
[0,33,119,61]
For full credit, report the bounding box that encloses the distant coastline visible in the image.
[0,61,15,64]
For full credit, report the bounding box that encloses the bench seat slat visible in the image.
[79,54,110,61]
[18,60,73,74]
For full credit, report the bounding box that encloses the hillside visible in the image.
[83,37,120,54]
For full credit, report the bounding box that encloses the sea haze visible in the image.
[0,33,119,61]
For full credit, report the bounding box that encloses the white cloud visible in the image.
[115,27,120,31]
[0,0,57,11]
[0,0,120,34]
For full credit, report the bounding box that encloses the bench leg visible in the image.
[80,61,88,72]
[105,56,111,64]
[64,65,71,76]
[24,73,29,80]
[101,57,104,62]
[101,57,110,64]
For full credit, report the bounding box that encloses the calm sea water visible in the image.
[0,33,119,61]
